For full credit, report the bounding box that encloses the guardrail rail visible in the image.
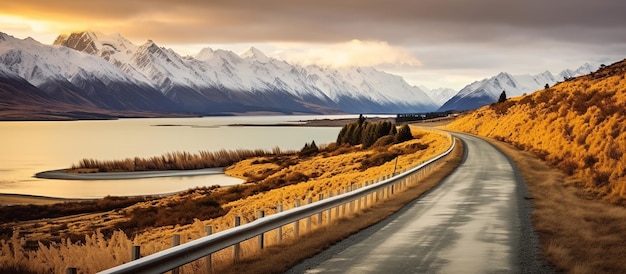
[97,133,456,274]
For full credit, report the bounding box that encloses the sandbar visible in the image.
[35,167,224,180]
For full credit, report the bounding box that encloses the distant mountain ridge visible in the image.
[438,64,598,111]
[0,30,603,119]
[419,86,457,106]
[0,31,438,118]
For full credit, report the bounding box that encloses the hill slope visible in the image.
[447,59,626,202]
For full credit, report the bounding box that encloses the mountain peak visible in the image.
[53,31,99,54]
[240,47,269,63]
[195,47,215,61]
[54,31,136,55]
[496,71,513,78]
[0,32,10,41]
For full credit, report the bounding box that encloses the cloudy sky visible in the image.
[2,0,625,90]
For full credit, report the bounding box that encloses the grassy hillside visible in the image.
[448,59,626,203]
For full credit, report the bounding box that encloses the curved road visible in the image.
[288,133,550,273]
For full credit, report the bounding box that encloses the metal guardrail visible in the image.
[99,136,456,274]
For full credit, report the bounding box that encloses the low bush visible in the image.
[359,151,399,171]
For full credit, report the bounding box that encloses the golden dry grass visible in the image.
[447,60,626,202]
[70,148,287,173]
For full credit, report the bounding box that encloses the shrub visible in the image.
[359,151,398,171]
[395,124,414,143]
[371,135,396,148]
[557,159,578,176]
[299,141,319,157]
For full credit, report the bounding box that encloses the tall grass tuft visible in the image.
[70,147,292,173]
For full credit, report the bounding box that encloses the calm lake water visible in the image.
[0,115,364,198]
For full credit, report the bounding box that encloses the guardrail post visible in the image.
[349,185,355,215]
[132,245,141,261]
[334,190,340,218]
[294,200,300,238]
[317,194,324,226]
[66,268,77,274]
[233,216,241,263]
[344,187,350,216]
[172,234,181,274]
[257,210,265,250]
[372,180,377,203]
[277,204,283,243]
[356,184,361,211]
[327,191,333,222]
[306,198,312,233]
[205,226,213,274]
[364,183,369,208]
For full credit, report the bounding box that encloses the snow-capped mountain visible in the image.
[50,31,437,114]
[438,64,598,111]
[419,85,457,106]
[0,32,180,113]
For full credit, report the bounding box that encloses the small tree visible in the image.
[498,90,507,103]
[389,124,398,136]
[299,140,319,156]
[395,124,413,143]
[544,83,549,89]
[358,114,366,126]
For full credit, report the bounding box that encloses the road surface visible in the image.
[287,133,550,273]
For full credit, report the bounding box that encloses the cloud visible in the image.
[2,0,626,90]
[274,40,421,68]
[4,0,626,45]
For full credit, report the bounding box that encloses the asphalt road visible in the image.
[287,133,551,273]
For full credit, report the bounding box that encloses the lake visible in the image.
[0,115,364,198]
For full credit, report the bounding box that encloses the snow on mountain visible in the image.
[240,47,270,63]
[1,32,180,112]
[438,64,598,111]
[419,85,458,106]
[53,31,437,114]
[302,66,436,112]
[1,32,133,86]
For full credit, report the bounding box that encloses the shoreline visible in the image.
[230,117,395,127]
[35,167,225,180]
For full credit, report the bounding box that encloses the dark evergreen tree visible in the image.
[389,124,398,135]
[299,140,319,156]
[362,123,377,148]
[337,126,348,144]
[498,90,507,103]
[358,114,366,126]
[544,83,549,89]
[336,119,403,147]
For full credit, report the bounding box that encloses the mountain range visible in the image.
[0,31,439,119]
[0,31,601,119]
